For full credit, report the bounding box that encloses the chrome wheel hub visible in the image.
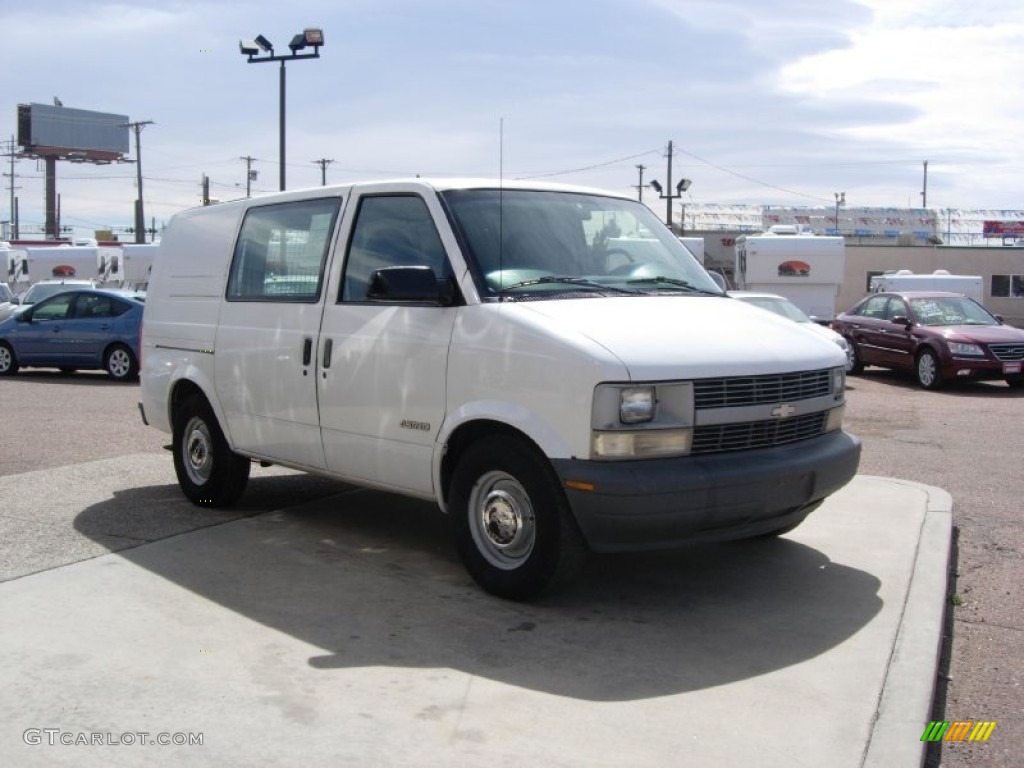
[470,471,536,569]
[183,417,213,485]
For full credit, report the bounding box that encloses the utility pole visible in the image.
[202,174,211,206]
[240,155,257,197]
[312,158,334,186]
[634,164,647,201]
[2,136,20,239]
[124,120,154,244]
[665,141,674,227]
[921,160,928,208]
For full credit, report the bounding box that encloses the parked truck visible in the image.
[869,270,983,302]
[735,226,845,322]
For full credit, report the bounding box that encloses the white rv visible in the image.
[870,270,983,302]
[24,245,102,284]
[140,179,859,599]
[3,243,29,286]
[735,226,845,322]
[116,243,159,290]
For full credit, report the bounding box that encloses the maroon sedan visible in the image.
[833,291,1024,389]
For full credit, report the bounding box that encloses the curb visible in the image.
[860,476,953,768]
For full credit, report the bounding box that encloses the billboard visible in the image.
[982,221,1024,237]
[17,103,129,162]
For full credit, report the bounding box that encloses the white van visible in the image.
[140,179,860,599]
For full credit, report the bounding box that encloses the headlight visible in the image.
[592,382,695,459]
[592,428,693,459]
[831,366,846,398]
[948,342,984,356]
[619,387,655,424]
[825,405,845,432]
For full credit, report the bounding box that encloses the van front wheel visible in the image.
[172,394,250,507]
[450,436,586,600]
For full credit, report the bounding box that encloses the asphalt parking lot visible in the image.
[0,367,1020,767]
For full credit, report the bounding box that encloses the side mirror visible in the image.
[367,266,454,305]
[890,315,912,327]
[15,311,31,323]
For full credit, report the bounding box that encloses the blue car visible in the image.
[0,288,144,380]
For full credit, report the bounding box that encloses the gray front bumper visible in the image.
[553,430,861,552]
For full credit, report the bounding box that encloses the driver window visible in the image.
[32,293,75,321]
[884,298,909,320]
[341,195,450,302]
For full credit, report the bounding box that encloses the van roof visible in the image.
[183,178,632,214]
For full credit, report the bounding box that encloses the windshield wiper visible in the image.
[625,276,722,295]
[501,276,637,294]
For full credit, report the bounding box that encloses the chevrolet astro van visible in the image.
[139,179,860,599]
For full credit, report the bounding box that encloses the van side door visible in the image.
[214,196,342,469]
[317,192,458,497]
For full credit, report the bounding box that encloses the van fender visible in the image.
[165,363,237,449]
[432,399,578,512]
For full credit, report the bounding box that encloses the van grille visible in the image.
[692,412,827,454]
[990,343,1024,361]
[693,369,832,409]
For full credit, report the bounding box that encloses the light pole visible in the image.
[649,177,692,232]
[648,140,692,232]
[834,191,845,235]
[240,28,324,191]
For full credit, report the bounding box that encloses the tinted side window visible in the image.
[32,293,75,320]
[75,294,115,319]
[341,195,450,302]
[857,295,891,319]
[227,198,341,302]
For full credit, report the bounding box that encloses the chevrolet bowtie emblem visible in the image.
[771,403,796,418]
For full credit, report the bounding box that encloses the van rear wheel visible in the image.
[450,435,586,600]
[172,394,250,507]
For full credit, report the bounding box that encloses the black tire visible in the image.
[449,435,587,600]
[0,342,18,376]
[59,367,77,375]
[847,338,864,375]
[104,343,138,381]
[1006,376,1024,389]
[915,348,943,390]
[172,394,250,507]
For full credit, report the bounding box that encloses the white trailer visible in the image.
[735,226,845,321]
[24,245,102,284]
[118,243,159,289]
[678,236,705,265]
[3,243,30,286]
[96,245,124,285]
[870,270,983,302]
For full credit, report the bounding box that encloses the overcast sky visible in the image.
[3,0,1023,238]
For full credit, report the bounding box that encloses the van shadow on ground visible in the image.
[74,480,882,702]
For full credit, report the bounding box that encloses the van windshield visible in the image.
[440,189,722,300]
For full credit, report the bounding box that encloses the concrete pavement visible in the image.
[0,455,951,767]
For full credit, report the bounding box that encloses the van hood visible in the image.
[518,295,846,380]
